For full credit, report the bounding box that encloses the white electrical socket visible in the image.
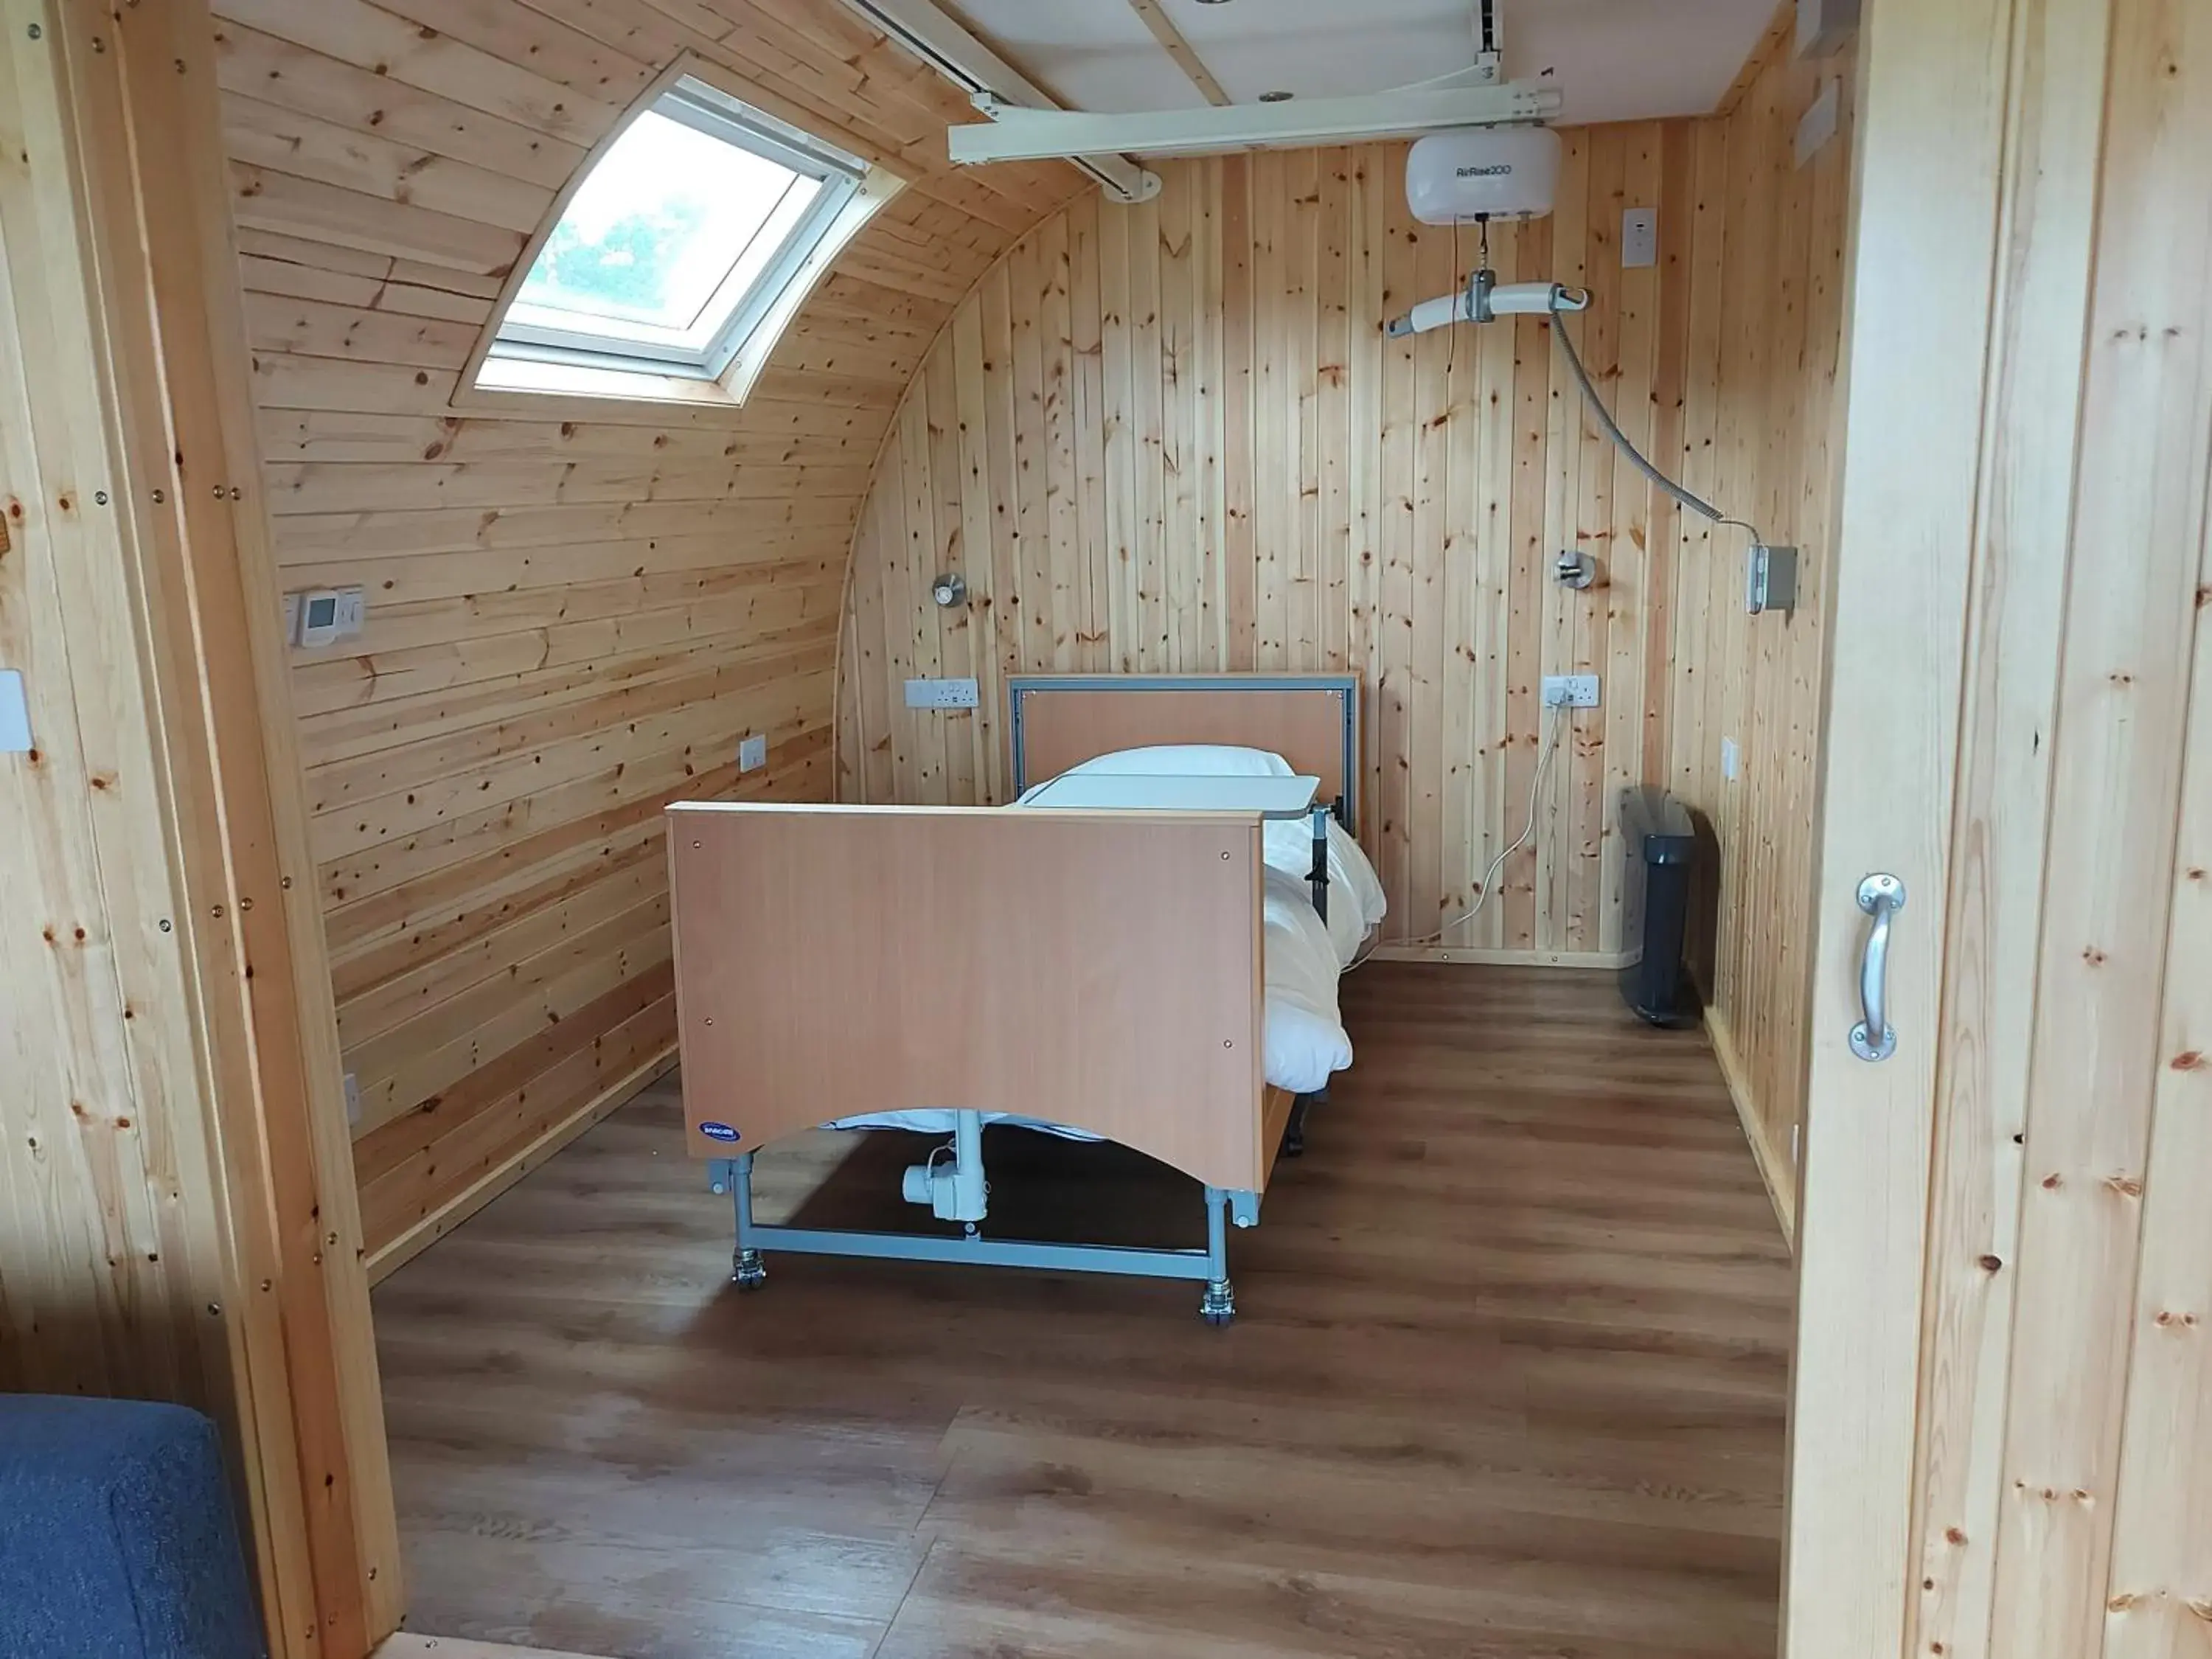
[1722,736,1742,781]
[343,1072,362,1126]
[904,677,979,709]
[1540,674,1600,709]
[737,733,768,772]
[1622,207,1658,268]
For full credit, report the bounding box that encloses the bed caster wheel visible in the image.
[732,1248,768,1290]
[1199,1280,1236,1326]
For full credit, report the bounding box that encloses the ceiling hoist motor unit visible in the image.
[1386,2,1790,616]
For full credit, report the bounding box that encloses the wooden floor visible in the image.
[372,965,1795,1659]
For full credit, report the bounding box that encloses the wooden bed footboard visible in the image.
[667,802,1279,1192]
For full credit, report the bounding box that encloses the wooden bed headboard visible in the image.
[1007,673,1362,830]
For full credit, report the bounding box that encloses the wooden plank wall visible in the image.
[205,0,1082,1273]
[4,2,400,1647]
[836,72,1854,1042]
[1664,28,1856,1228]
[837,128,1697,964]
[1907,0,2212,1654]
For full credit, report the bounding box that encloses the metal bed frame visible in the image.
[708,1150,1264,1324]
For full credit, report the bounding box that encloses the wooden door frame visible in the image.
[6,1,400,1652]
[24,0,2171,1656]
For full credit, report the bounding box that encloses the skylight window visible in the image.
[485,77,873,387]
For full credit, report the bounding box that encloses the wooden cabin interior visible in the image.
[2,0,2208,1655]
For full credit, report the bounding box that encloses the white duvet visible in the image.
[831,744,1385,1138]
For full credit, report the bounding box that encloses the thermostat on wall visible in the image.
[291,585,366,649]
[298,589,344,647]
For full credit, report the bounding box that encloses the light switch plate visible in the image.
[1722,736,1741,782]
[343,1072,362,1127]
[0,669,30,753]
[1540,673,1600,709]
[904,677,980,709]
[738,733,768,772]
[282,591,302,647]
[333,586,366,638]
[1622,207,1658,269]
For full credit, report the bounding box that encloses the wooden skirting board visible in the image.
[375,1637,616,1659]
[364,1047,678,1284]
[1705,1006,1796,1248]
[1365,945,1629,970]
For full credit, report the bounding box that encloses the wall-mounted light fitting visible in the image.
[1554,549,1598,590]
[931,573,968,608]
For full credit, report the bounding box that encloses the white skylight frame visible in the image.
[488,77,871,384]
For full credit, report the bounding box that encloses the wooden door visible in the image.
[1784,1,2212,1656]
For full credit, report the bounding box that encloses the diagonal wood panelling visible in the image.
[212,0,1085,1273]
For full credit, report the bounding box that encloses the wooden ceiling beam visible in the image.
[1124,0,1232,106]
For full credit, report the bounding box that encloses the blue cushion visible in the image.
[0,1395,263,1658]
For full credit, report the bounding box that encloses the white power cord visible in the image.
[1408,699,1569,947]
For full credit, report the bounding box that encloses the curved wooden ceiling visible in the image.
[213,0,1084,1266]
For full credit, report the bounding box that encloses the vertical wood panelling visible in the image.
[4,2,400,1647]
[212,0,1082,1270]
[1858,0,2212,1653]
[1663,29,1857,1222]
[841,131,1724,961]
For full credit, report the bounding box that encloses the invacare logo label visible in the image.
[699,1121,742,1144]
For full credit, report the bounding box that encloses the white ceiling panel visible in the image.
[936,0,1777,126]
[939,0,1200,111]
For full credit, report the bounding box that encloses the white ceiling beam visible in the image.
[1124,0,1232,107]
[950,81,1563,167]
[830,0,1163,201]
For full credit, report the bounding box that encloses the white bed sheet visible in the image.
[829,744,1385,1139]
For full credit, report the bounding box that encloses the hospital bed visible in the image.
[667,673,1382,1323]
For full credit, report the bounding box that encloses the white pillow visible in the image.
[1055,745,1388,945]
[1059,743,1295,779]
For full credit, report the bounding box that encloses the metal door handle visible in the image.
[1849,873,1906,1061]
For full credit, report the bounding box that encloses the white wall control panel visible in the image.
[904,677,980,709]
[738,733,768,772]
[0,669,31,753]
[1622,207,1658,269]
[343,1072,363,1127]
[1540,674,1601,709]
[1722,736,1742,781]
[288,585,365,648]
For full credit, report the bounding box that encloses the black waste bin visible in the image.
[1618,785,1699,1027]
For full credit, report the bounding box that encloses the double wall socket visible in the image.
[904,677,980,709]
[1540,674,1601,709]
